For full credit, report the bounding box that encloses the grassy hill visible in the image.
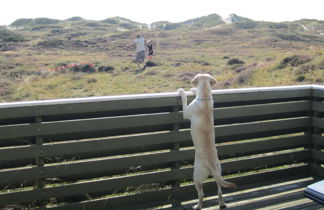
[0,13,324,102]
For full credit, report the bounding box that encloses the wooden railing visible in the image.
[0,85,323,209]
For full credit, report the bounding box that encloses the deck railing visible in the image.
[0,85,323,209]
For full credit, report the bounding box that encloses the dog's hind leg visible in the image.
[193,180,204,210]
[210,162,235,209]
[210,161,237,189]
[217,183,227,209]
[193,161,209,209]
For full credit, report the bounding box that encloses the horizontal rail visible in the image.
[0,134,311,169]
[0,135,310,186]
[0,114,310,144]
[0,85,312,123]
[0,150,308,204]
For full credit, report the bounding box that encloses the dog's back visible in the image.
[189,77,217,157]
[190,99,216,159]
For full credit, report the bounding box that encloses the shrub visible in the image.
[121,67,130,71]
[319,60,324,69]
[237,73,250,84]
[98,65,114,72]
[227,58,245,65]
[37,39,65,48]
[176,72,196,81]
[0,87,12,96]
[0,27,25,42]
[172,63,182,67]
[210,28,233,36]
[234,63,258,73]
[119,23,136,29]
[71,75,82,80]
[71,64,95,73]
[145,61,159,67]
[234,21,258,29]
[268,23,288,29]
[87,78,97,83]
[145,71,158,76]
[56,62,68,67]
[278,55,311,69]
[234,65,246,73]
[296,64,315,74]
[276,33,303,42]
[193,60,211,66]
[296,75,306,82]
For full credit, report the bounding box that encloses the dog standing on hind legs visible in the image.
[178,74,237,209]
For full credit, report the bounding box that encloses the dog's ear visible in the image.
[191,75,199,87]
[209,76,216,87]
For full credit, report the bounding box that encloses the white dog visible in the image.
[178,74,236,209]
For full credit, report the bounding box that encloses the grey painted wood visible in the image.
[0,115,310,142]
[45,165,309,210]
[214,101,310,119]
[313,117,324,129]
[0,142,309,187]
[311,149,324,162]
[312,101,324,112]
[312,85,324,98]
[0,85,313,122]
[313,135,324,146]
[0,151,308,204]
[0,134,310,169]
[311,164,324,177]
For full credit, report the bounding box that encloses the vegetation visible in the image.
[0,13,324,102]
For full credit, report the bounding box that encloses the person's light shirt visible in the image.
[135,37,145,52]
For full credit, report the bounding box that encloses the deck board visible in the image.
[179,176,322,210]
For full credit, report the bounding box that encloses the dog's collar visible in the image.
[196,98,213,101]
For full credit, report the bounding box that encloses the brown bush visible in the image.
[145,71,158,76]
[0,87,12,96]
[176,72,196,81]
[296,64,315,74]
[278,55,311,69]
[227,58,245,65]
[87,78,97,83]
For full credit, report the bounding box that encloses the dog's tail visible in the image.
[218,179,237,188]
[211,171,237,188]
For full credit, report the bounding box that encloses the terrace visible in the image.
[0,85,323,209]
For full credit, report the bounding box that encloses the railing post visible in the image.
[311,96,322,176]
[170,105,182,208]
[34,115,46,207]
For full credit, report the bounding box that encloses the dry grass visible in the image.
[0,25,324,102]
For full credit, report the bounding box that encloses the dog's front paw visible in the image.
[178,88,186,96]
[220,203,227,209]
[192,204,202,210]
[191,88,197,95]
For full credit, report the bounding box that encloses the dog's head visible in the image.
[191,74,216,88]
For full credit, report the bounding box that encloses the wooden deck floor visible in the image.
[178,176,323,210]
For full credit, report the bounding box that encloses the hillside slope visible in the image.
[0,13,323,102]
